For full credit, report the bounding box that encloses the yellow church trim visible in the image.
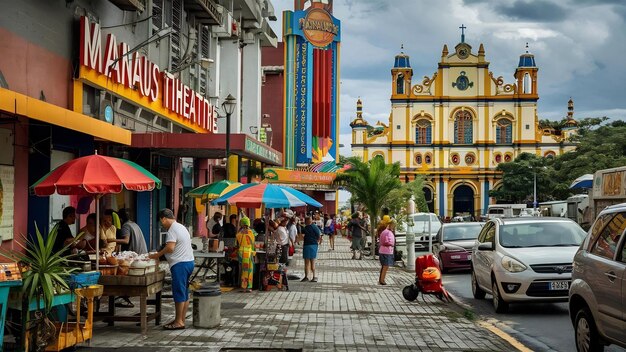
[405,105,410,141]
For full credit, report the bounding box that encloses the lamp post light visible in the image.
[533,170,538,212]
[221,94,237,181]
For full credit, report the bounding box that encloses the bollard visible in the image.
[406,231,415,271]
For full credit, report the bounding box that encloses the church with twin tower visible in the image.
[350,28,578,218]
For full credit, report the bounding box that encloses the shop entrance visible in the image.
[453,185,474,217]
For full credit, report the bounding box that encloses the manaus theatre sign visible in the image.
[300,8,338,48]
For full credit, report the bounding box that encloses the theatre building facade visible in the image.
[0,0,279,248]
[350,38,577,218]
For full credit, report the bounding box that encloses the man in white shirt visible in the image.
[149,208,195,330]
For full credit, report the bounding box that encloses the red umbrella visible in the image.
[32,154,160,196]
[31,153,161,269]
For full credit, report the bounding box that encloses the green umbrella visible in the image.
[186,180,241,201]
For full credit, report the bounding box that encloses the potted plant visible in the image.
[3,224,77,351]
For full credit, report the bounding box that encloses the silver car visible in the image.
[569,203,626,352]
[471,217,586,313]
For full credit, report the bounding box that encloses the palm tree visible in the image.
[336,156,402,239]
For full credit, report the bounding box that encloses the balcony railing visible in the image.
[184,0,222,25]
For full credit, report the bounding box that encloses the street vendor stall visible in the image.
[96,270,164,335]
[29,153,162,337]
[211,183,322,291]
[191,250,225,283]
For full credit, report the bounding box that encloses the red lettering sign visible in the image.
[79,16,214,132]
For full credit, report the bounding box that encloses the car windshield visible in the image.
[443,224,482,241]
[499,221,587,248]
[410,215,441,233]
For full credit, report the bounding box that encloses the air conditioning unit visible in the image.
[211,4,233,37]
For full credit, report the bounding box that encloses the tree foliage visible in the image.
[494,117,626,201]
[335,156,402,232]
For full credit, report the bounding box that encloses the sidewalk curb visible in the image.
[445,290,533,352]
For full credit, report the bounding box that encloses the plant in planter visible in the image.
[3,223,77,351]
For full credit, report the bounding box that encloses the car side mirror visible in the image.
[477,242,493,251]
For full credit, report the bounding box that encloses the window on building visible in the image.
[199,25,210,95]
[171,0,183,70]
[454,110,473,144]
[415,120,432,144]
[396,73,404,94]
[495,119,512,144]
[151,0,163,34]
[523,73,532,94]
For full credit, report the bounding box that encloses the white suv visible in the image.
[569,203,626,351]
[471,217,586,313]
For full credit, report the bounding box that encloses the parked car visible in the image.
[569,203,626,352]
[471,217,586,313]
[433,222,484,272]
[396,213,442,251]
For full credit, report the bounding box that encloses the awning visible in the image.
[131,132,283,166]
[0,87,131,145]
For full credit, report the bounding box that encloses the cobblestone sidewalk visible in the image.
[81,236,515,351]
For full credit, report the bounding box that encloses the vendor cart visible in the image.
[45,284,103,351]
[95,270,164,335]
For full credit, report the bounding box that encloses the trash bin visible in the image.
[193,283,221,328]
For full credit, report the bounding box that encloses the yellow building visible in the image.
[350,38,577,218]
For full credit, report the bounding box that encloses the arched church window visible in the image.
[415,119,432,144]
[454,110,473,144]
[396,73,404,94]
[495,119,512,144]
[523,73,531,94]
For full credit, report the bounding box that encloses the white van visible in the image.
[486,204,527,219]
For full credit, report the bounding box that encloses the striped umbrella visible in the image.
[211,183,322,209]
[186,180,242,201]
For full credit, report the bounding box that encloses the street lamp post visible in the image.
[221,94,237,181]
[533,170,538,212]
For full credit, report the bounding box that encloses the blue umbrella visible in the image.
[570,174,593,189]
[211,183,322,209]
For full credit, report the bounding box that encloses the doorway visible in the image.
[453,185,474,217]
[423,187,435,213]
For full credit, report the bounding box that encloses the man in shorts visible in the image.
[149,208,195,330]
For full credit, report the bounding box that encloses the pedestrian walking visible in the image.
[149,208,195,330]
[301,216,321,282]
[235,216,256,292]
[378,220,396,285]
[324,213,336,250]
[348,212,367,260]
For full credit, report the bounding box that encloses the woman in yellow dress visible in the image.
[236,217,256,292]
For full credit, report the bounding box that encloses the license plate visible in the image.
[451,255,461,259]
[549,281,569,290]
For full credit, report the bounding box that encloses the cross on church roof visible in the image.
[459,24,466,43]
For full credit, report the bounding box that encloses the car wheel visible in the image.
[471,270,486,299]
[575,307,604,352]
[492,279,509,313]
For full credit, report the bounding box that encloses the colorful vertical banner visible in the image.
[283,5,340,168]
[295,37,313,164]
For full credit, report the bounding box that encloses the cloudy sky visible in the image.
[268,0,626,157]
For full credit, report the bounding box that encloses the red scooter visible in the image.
[402,254,452,302]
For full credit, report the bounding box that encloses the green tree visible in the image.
[552,118,626,185]
[405,176,429,212]
[335,156,402,234]
[489,153,553,203]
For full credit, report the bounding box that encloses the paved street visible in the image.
[81,238,516,351]
[442,271,625,352]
